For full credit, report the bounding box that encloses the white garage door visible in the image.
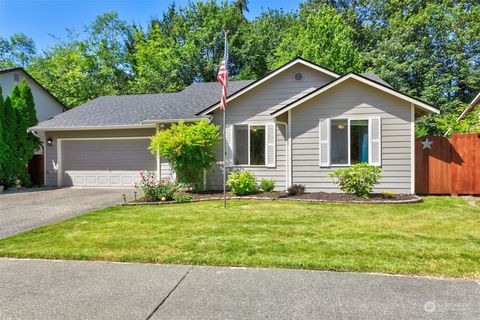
[60,138,156,187]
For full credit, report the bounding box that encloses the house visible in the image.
[1,67,66,184]
[29,57,439,193]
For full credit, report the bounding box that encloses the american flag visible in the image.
[217,36,229,112]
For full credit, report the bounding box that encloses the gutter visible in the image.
[28,123,157,132]
[141,116,211,124]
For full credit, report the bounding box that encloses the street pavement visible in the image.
[0,258,478,320]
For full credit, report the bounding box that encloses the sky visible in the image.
[0,0,302,52]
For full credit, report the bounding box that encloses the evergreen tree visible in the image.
[0,86,6,184]
[1,96,18,186]
[11,80,39,186]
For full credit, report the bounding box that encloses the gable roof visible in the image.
[196,57,340,116]
[30,80,253,131]
[0,67,67,111]
[271,72,439,116]
[457,92,480,121]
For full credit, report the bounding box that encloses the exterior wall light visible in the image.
[46,138,53,146]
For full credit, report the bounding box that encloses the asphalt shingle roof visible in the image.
[361,72,392,88]
[33,80,253,129]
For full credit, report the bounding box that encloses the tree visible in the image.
[0,33,37,68]
[149,120,220,191]
[29,12,131,108]
[362,0,480,135]
[0,86,6,184]
[236,9,293,79]
[1,96,18,186]
[269,5,363,73]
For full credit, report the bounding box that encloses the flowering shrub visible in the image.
[226,171,258,195]
[329,163,382,198]
[135,171,176,202]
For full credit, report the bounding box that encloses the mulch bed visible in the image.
[125,191,421,206]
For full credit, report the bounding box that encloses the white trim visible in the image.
[198,58,339,115]
[272,73,440,117]
[410,104,415,194]
[155,124,160,180]
[287,110,292,188]
[275,121,288,189]
[232,123,272,167]
[327,117,372,167]
[29,124,156,132]
[56,136,151,187]
[141,118,208,124]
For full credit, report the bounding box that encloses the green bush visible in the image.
[136,171,176,202]
[226,171,258,196]
[329,163,382,198]
[174,193,193,203]
[149,120,220,192]
[287,184,305,196]
[259,178,275,192]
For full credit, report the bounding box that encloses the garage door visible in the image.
[60,138,156,187]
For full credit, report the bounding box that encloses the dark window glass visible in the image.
[250,126,265,165]
[350,120,369,164]
[234,125,248,165]
[330,119,348,164]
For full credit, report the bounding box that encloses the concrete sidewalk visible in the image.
[0,258,478,320]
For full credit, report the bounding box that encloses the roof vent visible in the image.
[293,72,304,82]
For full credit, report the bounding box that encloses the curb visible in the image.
[121,195,423,206]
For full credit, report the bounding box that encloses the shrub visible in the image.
[135,171,176,202]
[174,193,193,203]
[329,163,382,198]
[259,178,275,192]
[226,171,258,195]
[149,120,220,192]
[287,184,305,196]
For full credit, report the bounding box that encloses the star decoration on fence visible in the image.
[421,137,434,149]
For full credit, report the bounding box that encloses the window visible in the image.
[330,119,369,165]
[234,124,265,165]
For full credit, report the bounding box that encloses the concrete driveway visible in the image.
[0,188,132,238]
[0,258,478,320]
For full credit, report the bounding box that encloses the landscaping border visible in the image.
[122,195,423,206]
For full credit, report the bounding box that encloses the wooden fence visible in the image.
[415,133,480,195]
[28,154,44,187]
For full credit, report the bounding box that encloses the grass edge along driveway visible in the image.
[0,197,478,279]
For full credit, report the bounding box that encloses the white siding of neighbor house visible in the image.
[0,71,64,122]
[44,128,173,187]
[290,78,413,193]
[206,64,336,190]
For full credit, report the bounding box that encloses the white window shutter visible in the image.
[369,117,382,166]
[319,118,330,167]
[266,123,276,167]
[225,124,234,167]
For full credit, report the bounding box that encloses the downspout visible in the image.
[155,124,161,180]
[275,121,289,191]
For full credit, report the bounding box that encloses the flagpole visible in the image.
[223,31,228,209]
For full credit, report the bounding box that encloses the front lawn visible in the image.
[0,197,478,278]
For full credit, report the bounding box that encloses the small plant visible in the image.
[226,171,258,196]
[174,193,193,203]
[135,171,176,202]
[287,184,305,196]
[383,191,396,199]
[329,163,382,198]
[260,178,275,192]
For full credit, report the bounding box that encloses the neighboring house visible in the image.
[30,57,439,193]
[0,67,66,125]
[1,67,66,185]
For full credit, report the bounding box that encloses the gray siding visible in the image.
[290,79,413,193]
[44,128,173,186]
[206,64,336,190]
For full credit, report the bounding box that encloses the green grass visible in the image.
[0,197,479,278]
